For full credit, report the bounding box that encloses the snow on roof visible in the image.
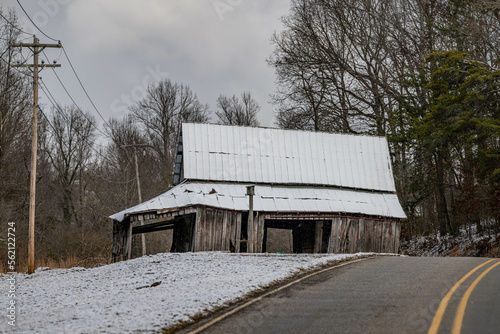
[110,182,406,222]
[181,123,397,192]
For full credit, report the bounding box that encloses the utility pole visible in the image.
[12,36,61,274]
[122,144,149,256]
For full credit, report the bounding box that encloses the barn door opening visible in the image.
[292,222,315,253]
[240,212,248,253]
[321,220,332,253]
[263,220,326,254]
[170,214,195,252]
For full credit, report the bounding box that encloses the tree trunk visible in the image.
[435,149,450,236]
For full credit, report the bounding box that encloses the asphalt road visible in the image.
[182,256,500,334]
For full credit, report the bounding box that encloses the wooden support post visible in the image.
[314,221,323,253]
[134,149,146,256]
[246,185,255,253]
[112,220,120,262]
[394,222,401,254]
[193,208,203,252]
[126,221,133,260]
[235,212,242,253]
[256,214,265,253]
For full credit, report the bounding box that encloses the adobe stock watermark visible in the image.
[18,0,73,36]
[6,222,16,328]
[213,0,243,21]
[110,65,169,115]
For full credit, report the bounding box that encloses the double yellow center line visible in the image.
[428,259,500,334]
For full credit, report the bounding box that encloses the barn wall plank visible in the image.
[207,209,214,250]
[334,218,341,253]
[125,220,133,260]
[333,217,342,253]
[193,208,203,252]
[214,210,221,251]
[228,211,236,252]
[367,219,374,252]
[221,211,228,250]
[394,222,401,253]
[235,212,242,252]
[201,208,208,251]
[218,210,225,251]
[314,221,323,253]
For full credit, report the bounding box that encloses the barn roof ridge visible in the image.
[181,122,387,139]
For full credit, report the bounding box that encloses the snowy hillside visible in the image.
[400,232,500,257]
[1,252,366,333]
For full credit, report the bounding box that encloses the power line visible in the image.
[39,75,108,137]
[0,42,33,77]
[0,47,10,60]
[39,77,138,172]
[0,52,30,77]
[41,49,111,135]
[0,10,34,37]
[37,104,137,185]
[39,79,116,165]
[38,98,138,185]
[13,1,112,131]
[39,52,109,138]
[16,0,59,42]
[13,49,32,66]
[39,75,146,187]
[61,46,111,129]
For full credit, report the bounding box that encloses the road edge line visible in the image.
[427,258,496,334]
[186,257,370,334]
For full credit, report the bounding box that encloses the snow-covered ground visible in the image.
[1,252,369,333]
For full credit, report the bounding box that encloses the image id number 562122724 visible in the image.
[7,222,15,271]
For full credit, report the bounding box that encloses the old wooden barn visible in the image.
[110,123,406,261]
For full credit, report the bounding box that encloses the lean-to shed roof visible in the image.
[110,182,406,222]
[180,123,396,192]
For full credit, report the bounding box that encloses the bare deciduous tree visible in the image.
[268,0,452,135]
[215,91,260,126]
[100,116,163,210]
[0,9,32,223]
[269,0,500,238]
[42,105,96,225]
[130,79,210,187]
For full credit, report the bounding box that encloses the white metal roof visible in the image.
[181,123,396,192]
[110,182,406,222]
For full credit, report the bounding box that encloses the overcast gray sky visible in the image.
[3,0,291,129]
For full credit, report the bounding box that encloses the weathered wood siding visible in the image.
[259,213,401,254]
[113,206,401,262]
[194,207,242,252]
[112,218,133,262]
[328,217,400,253]
[112,219,126,262]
